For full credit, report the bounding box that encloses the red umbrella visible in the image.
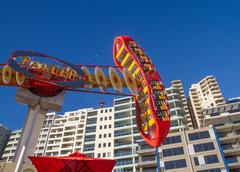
[29,152,116,172]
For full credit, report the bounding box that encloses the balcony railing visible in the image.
[114,150,132,157]
[114,131,132,137]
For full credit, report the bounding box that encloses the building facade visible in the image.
[0,124,10,159]
[1,129,22,162]
[137,127,228,172]
[171,80,193,129]
[203,99,240,172]
[188,75,225,128]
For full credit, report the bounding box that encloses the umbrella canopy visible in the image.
[29,152,116,172]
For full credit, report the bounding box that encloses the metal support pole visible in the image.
[155,147,161,172]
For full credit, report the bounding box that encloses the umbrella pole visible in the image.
[155,147,161,172]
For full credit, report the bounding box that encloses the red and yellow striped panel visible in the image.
[113,35,170,147]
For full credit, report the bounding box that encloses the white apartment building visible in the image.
[189,75,225,128]
[1,81,192,172]
[171,80,193,129]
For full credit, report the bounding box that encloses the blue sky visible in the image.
[0,0,239,130]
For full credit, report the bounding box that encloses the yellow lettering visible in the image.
[49,65,59,76]
[67,69,77,80]
[29,61,40,69]
[20,56,31,66]
[41,63,48,72]
[58,68,67,78]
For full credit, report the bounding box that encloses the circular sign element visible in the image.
[95,67,107,92]
[81,66,93,89]
[16,72,25,86]
[109,67,122,93]
[2,65,12,84]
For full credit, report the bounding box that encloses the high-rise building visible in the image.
[171,80,193,129]
[203,99,240,172]
[166,81,190,132]
[1,129,22,162]
[189,75,225,128]
[113,97,140,172]
[0,125,10,159]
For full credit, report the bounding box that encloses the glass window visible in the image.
[105,117,107,120]
[87,111,97,117]
[100,126,102,129]
[100,117,103,121]
[226,156,238,164]
[109,116,112,120]
[197,168,221,172]
[98,153,101,157]
[109,125,112,128]
[103,143,106,147]
[101,110,103,113]
[163,135,182,145]
[188,131,210,141]
[103,153,106,157]
[108,133,111,137]
[104,134,106,138]
[162,147,184,157]
[98,143,101,148]
[164,159,187,170]
[99,134,102,138]
[104,125,107,129]
[193,142,215,152]
[204,155,219,164]
[194,157,199,166]
[108,142,111,147]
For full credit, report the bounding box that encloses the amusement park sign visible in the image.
[0,36,170,147]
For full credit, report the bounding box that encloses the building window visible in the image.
[99,134,102,138]
[163,135,182,145]
[100,126,102,129]
[105,109,108,113]
[103,153,106,157]
[108,142,111,147]
[103,143,106,147]
[194,157,199,166]
[226,156,238,164]
[188,131,210,141]
[101,110,103,113]
[164,159,187,170]
[100,117,103,121]
[104,134,107,138]
[193,142,215,152]
[109,116,112,120]
[109,125,112,128]
[162,147,184,157]
[109,109,112,112]
[104,125,107,129]
[107,152,111,157]
[197,168,221,172]
[108,133,111,137]
[98,143,101,148]
[204,155,219,164]
[98,153,101,157]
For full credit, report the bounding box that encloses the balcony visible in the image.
[115,123,132,128]
[114,131,132,138]
[114,150,132,157]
